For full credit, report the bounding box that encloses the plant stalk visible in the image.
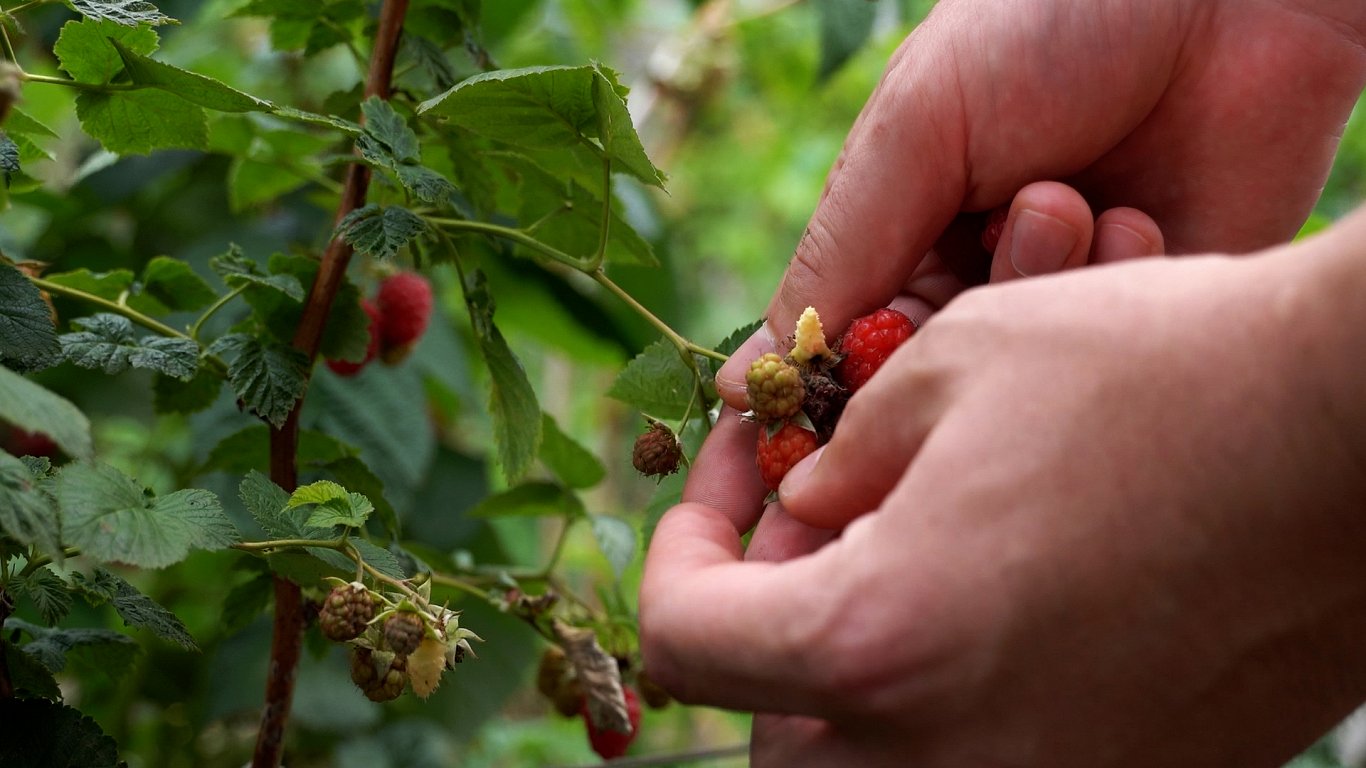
[254,2,410,766]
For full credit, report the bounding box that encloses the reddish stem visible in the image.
[253,2,410,766]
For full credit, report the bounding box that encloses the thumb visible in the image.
[715,33,969,407]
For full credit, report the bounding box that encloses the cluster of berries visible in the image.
[748,306,915,491]
[326,272,433,376]
[535,646,670,760]
[317,580,476,702]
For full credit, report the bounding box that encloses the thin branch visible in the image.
[21,72,137,91]
[254,2,411,766]
[591,270,728,363]
[31,276,189,340]
[588,155,613,271]
[189,284,246,341]
[427,217,592,271]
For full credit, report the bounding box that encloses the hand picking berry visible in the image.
[756,422,819,492]
[326,298,382,376]
[581,686,641,760]
[745,352,805,422]
[376,272,433,364]
[835,308,915,393]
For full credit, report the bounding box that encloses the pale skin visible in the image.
[639,0,1366,765]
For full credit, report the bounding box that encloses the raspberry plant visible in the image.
[0,1,755,764]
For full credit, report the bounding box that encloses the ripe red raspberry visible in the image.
[376,272,433,364]
[382,611,425,656]
[745,353,805,422]
[3,427,59,460]
[756,423,818,492]
[318,582,376,642]
[835,308,915,393]
[981,205,1009,253]
[632,420,681,477]
[581,687,642,760]
[326,298,382,376]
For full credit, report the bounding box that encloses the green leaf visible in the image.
[321,456,399,539]
[131,256,217,314]
[814,0,877,80]
[269,105,362,135]
[590,514,636,579]
[238,470,290,534]
[0,263,60,370]
[501,155,656,267]
[0,367,93,459]
[0,698,124,768]
[237,253,368,361]
[469,481,585,519]
[67,0,177,26]
[418,64,665,188]
[8,617,137,674]
[539,413,605,489]
[152,367,222,415]
[360,97,420,163]
[211,334,308,428]
[394,163,457,205]
[6,108,59,139]
[54,19,157,84]
[465,270,541,481]
[705,318,764,380]
[70,567,197,650]
[0,451,62,559]
[110,38,271,113]
[287,480,374,529]
[3,639,61,699]
[19,568,73,626]
[202,425,353,475]
[220,569,273,636]
[40,267,134,303]
[607,339,696,420]
[55,462,239,569]
[76,90,208,155]
[59,314,199,380]
[335,204,428,260]
[209,245,305,301]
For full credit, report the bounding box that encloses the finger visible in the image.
[988,181,1095,283]
[715,33,969,408]
[1091,206,1164,263]
[682,407,770,536]
[778,352,944,529]
[640,502,847,714]
[745,501,838,563]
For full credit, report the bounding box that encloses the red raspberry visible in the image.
[835,308,915,393]
[326,298,382,376]
[981,205,1009,253]
[756,423,818,492]
[376,272,433,363]
[581,687,641,760]
[3,427,59,460]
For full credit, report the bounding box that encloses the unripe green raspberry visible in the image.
[383,611,425,656]
[746,353,805,422]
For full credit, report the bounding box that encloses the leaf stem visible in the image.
[231,537,347,553]
[590,269,728,363]
[0,19,18,65]
[21,72,137,91]
[31,276,188,340]
[189,284,246,341]
[428,217,592,271]
[588,156,612,271]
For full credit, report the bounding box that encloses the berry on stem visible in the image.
[632,420,682,478]
[581,687,642,760]
[835,308,915,393]
[318,582,376,642]
[756,422,819,492]
[382,611,425,657]
[376,272,433,364]
[746,353,805,422]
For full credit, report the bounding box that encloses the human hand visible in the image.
[715,0,1366,409]
[641,209,1366,767]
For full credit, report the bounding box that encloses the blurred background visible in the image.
[2,0,1364,766]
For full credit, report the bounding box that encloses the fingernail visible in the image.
[778,444,825,500]
[1008,210,1078,277]
[1097,221,1159,259]
[716,323,778,399]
